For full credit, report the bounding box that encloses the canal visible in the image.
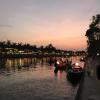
[0,56,84,100]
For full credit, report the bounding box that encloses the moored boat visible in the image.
[54,58,67,70]
[67,63,84,82]
[54,58,67,73]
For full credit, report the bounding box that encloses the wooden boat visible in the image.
[54,58,67,73]
[54,58,67,70]
[67,63,84,82]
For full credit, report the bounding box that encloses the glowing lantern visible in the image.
[75,63,79,66]
[57,61,60,65]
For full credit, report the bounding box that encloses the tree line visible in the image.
[0,40,86,56]
[0,40,56,53]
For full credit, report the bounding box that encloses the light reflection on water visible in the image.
[0,56,84,100]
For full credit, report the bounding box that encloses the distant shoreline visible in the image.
[0,53,69,59]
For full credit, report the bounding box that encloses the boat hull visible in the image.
[67,69,84,83]
[54,65,67,74]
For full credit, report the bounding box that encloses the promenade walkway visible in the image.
[76,57,100,100]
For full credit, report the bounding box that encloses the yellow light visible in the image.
[75,63,79,66]
[57,61,60,64]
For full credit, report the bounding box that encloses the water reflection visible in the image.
[0,56,84,73]
[0,56,84,100]
[0,58,43,72]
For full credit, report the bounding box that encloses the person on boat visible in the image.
[59,58,64,67]
[54,59,58,74]
[66,60,72,70]
[54,59,57,68]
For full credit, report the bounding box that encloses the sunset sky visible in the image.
[0,0,100,50]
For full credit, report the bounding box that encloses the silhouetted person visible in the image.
[66,60,72,70]
[54,59,58,74]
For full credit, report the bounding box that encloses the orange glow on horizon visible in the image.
[0,0,99,50]
[16,19,88,50]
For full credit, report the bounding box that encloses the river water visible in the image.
[0,56,84,100]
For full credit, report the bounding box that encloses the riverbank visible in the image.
[75,57,100,100]
[0,53,68,59]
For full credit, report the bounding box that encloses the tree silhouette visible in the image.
[45,44,56,53]
[85,14,100,56]
[0,40,85,57]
